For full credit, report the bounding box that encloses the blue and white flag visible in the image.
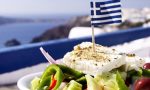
[90,0,122,26]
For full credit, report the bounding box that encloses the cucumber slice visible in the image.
[31,77,40,90]
[63,80,82,90]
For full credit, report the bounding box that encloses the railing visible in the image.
[0,27,150,74]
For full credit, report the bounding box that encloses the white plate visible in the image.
[17,72,42,90]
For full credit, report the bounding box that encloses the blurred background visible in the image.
[0,0,150,90]
[0,0,150,49]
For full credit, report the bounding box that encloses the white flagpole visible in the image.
[91,1,96,52]
[91,25,95,52]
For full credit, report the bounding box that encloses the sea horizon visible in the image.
[0,13,89,20]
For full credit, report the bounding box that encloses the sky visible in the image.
[0,0,150,17]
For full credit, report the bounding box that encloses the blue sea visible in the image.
[0,18,68,48]
[0,14,86,49]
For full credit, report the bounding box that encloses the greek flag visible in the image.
[90,0,122,26]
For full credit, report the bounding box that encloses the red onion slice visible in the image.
[40,47,56,64]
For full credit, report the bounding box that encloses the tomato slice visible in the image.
[49,75,57,90]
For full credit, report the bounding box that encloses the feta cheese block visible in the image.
[63,42,126,75]
[125,54,145,71]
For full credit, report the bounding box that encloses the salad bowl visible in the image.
[17,42,150,90]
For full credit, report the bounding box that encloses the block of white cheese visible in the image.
[63,42,145,75]
[63,42,126,75]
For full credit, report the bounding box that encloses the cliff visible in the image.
[31,16,91,43]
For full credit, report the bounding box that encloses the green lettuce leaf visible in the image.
[116,71,129,90]
[94,71,129,90]
[85,75,103,90]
